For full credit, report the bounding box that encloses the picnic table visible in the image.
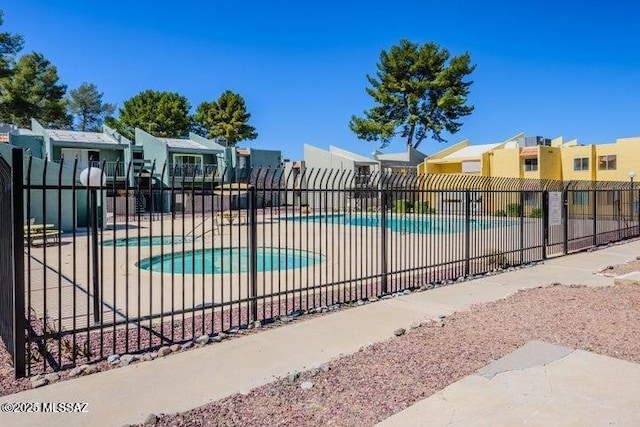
[24,224,62,246]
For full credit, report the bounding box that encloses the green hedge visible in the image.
[392,199,410,213]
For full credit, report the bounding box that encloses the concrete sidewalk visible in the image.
[377,340,640,426]
[1,240,639,427]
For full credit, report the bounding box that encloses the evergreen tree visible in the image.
[193,90,257,146]
[350,39,475,149]
[110,90,190,139]
[0,52,70,128]
[0,10,23,79]
[68,82,115,131]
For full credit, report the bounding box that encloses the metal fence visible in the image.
[2,152,640,377]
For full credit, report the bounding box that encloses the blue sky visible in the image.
[3,0,640,160]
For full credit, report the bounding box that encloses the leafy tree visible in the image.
[350,39,475,149]
[0,52,70,127]
[0,10,23,79]
[193,90,257,146]
[68,82,115,131]
[111,90,190,139]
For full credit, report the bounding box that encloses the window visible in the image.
[523,158,538,172]
[572,191,589,206]
[598,155,617,171]
[573,157,589,171]
[524,192,538,206]
[172,154,203,176]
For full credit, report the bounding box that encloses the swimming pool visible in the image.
[104,236,193,247]
[288,214,506,234]
[137,247,325,274]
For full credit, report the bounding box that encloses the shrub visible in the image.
[529,208,543,218]
[367,206,378,213]
[494,209,507,217]
[414,201,429,214]
[486,250,510,269]
[392,199,410,213]
[506,203,521,217]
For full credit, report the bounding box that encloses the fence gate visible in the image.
[0,148,25,378]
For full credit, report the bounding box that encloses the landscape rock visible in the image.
[44,372,60,383]
[394,328,406,337]
[368,297,378,302]
[120,354,136,363]
[170,344,181,352]
[210,335,223,343]
[142,353,153,362]
[144,414,159,425]
[31,378,48,388]
[320,363,330,372]
[300,381,313,390]
[195,334,210,345]
[68,365,88,378]
[253,321,262,329]
[107,354,120,364]
[288,372,299,383]
[181,341,194,350]
[157,346,172,357]
[119,360,130,368]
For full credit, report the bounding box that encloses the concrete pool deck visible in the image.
[2,238,639,426]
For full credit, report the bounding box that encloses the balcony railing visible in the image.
[168,163,220,178]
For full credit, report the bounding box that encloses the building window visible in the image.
[573,157,589,171]
[572,191,589,206]
[523,158,538,172]
[524,191,538,206]
[598,155,617,171]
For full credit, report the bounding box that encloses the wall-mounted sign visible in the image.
[548,191,562,226]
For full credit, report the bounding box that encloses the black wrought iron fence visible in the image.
[2,153,640,378]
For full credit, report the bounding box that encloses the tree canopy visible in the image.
[109,90,191,139]
[68,82,115,132]
[0,52,70,128]
[349,39,475,149]
[0,10,23,79]
[193,90,257,146]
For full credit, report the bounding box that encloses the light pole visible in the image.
[80,166,106,324]
[629,171,636,222]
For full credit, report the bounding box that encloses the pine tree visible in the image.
[350,39,475,149]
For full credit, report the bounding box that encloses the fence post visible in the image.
[519,191,524,265]
[617,190,621,241]
[592,190,597,247]
[464,189,471,276]
[380,189,388,294]
[11,148,25,378]
[542,191,548,260]
[637,189,640,236]
[248,185,258,322]
[563,188,569,255]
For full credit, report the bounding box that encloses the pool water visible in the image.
[137,247,325,274]
[289,214,505,234]
[104,236,193,247]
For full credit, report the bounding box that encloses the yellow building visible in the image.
[418,133,640,218]
[420,133,640,183]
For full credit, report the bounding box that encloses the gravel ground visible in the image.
[141,283,640,427]
[598,258,640,276]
